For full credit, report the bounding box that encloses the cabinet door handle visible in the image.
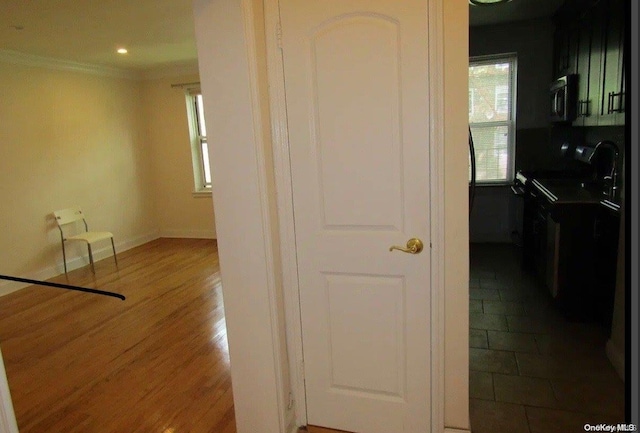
[608,92,625,114]
[608,92,614,114]
[578,100,590,117]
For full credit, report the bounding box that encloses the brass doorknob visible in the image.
[389,238,424,254]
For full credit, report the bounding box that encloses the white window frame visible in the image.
[469,53,517,184]
[185,89,212,196]
[495,84,509,114]
[469,88,475,116]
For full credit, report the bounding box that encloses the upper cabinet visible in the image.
[599,0,625,125]
[552,22,579,78]
[554,0,627,126]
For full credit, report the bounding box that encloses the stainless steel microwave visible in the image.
[550,75,577,123]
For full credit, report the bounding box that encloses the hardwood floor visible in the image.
[0,238,236,433]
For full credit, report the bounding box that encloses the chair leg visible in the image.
[111,238,118,268]
[61,241,68,275]
[88,244,95,274]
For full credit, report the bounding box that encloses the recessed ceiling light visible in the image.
[117,48,128,54]
[469,0,513,5]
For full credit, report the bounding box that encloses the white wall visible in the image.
[193,0,289,432]
[469,186,520,243]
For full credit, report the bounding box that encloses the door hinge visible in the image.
[287,391,294,410]
[276,22,283,50]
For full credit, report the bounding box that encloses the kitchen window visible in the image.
[469,54,517,184]
[185,90,212,194]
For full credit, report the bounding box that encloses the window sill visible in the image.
[472,182,513,188]
[192,190,213,198]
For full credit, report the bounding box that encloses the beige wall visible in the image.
[0,60,215,295]
[142,74,217,239]
[0,62,156,287]
[444,0,471,430]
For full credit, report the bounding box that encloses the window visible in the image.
[186,90,211,193]
[495,85,509,114]
[469,54,517,183]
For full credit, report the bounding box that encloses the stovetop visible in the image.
[516,169,593,183]
[514,169,620,211]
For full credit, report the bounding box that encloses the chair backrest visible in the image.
[53,207,87,227]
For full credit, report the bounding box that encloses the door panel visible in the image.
[312,16,403,230]
[324,273,405,397]
[280,1,431,432]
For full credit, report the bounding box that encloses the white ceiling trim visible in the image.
[0,49,138,80]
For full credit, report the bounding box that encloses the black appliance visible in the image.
[550,74,577,123]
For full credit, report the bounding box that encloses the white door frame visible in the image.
[262,0,446,429]
[0,347,19,433]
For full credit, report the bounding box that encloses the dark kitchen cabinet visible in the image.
[556,0,626,126]
[553,24,579,78]
[522,190,549,283]
[575,3,603,126]
[598,0,626,125]
[521,184,616,322]
[592,208,620,327]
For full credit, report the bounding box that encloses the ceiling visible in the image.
[1,0,566,71]
[0,0,198,72]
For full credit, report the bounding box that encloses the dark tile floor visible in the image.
[469,243,624,433]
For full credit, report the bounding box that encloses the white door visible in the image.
[280,1,432,432]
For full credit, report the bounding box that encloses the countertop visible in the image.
[514,171,621,214]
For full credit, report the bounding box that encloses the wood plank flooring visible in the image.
[0,238,235,433]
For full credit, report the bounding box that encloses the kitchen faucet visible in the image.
[589,140,619,198]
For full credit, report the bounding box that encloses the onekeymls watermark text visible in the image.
[584,424,638,432]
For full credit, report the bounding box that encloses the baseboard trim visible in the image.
[606,338,625,381]
[0,231,160,297]
[159,229,217,239]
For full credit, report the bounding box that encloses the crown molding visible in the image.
[0,49,139,80]
[0,49,200,81]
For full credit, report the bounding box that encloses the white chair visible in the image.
[53,207,117,274]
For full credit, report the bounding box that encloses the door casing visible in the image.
[261,0,447,429]
[0,347,19,433]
